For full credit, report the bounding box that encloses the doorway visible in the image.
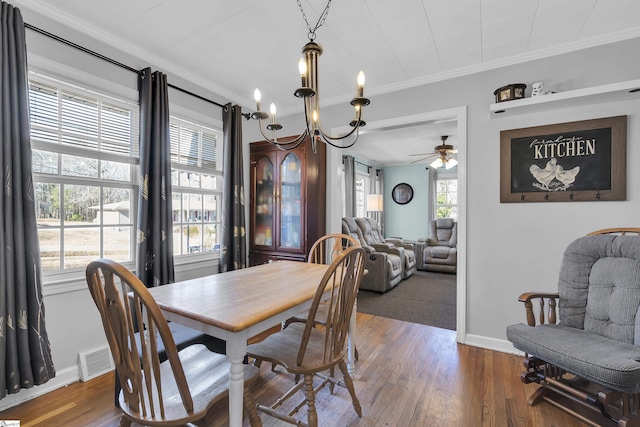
[327,106,468,343]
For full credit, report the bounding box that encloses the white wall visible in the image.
[5,4,640,410]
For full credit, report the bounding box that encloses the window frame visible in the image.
[29,71,140,284]
[435,172,458,220]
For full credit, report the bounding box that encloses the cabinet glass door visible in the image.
[279,153,301,249]
[254,156,274,247]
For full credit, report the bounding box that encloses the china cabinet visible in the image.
[249,138,326,265]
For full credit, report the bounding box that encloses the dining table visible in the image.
[146,260,358,427]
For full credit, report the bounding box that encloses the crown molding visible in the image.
[14,1,640,117]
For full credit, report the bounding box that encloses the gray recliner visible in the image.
[342,217,402,293]
[355,217,416,279]
[417,218,457,273]
[506,229,640,426]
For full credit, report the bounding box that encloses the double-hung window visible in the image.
[30,75,139,272]
[169,117,222,256]
[436,176,458,219]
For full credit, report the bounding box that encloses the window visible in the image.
[354,174,370,217]
[169,118,223,256]
[30,76,139,272]
[436,177,458,219]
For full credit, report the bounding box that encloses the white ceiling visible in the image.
[14,0,640,165]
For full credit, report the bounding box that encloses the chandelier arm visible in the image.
[256,118,310,150]
[314,106,363,141]
[318,128,360,149]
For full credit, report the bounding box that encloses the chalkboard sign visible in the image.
[500,116,626,203]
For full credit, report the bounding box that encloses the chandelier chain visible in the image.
[297,0,332,41]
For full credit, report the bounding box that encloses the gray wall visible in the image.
[4,3,640,410]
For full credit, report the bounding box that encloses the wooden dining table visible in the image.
[146,260,358,427]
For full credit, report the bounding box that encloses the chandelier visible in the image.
[251,0,370,152]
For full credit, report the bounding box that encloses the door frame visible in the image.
[327,106,468,343]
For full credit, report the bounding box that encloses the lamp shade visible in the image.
[367,194,384,212]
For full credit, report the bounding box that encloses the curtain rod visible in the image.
[24,22,248,117]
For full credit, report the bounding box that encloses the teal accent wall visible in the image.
[383,165,430,240]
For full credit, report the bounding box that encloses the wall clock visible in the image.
[392,183,413,205]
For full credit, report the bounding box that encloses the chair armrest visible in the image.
[372,244,404,258]
[517,292,559,327]
[385,238,415,252]
[384,238,403,246]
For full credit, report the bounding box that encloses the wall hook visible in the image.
[569,191,574,200]
[521,193,525,201]
[596,189,601,200]
[544,192,549,200]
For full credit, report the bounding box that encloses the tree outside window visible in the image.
[436,178,458,220]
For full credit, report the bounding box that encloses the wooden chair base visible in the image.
[521,360,640,427]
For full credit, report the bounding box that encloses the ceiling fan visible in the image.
[409,135,458,168]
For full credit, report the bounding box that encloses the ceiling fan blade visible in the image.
[409,157,430,164]
[408,152,435,157]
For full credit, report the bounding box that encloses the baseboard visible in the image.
[463,333,524,356]
[0,366,86,412]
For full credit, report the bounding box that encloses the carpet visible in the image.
[356,270,456,330]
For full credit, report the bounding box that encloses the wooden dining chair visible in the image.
[86,258,262,427]
[284,233,362,362]
[247,246,366,427]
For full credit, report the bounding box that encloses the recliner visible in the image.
[355,217,416,279]
[342,217,402,293]
[417,218,457,273]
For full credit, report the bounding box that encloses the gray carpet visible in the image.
[356,270,456,330]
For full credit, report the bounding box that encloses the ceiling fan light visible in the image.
[430,158,444,168]
[445,158,458,169]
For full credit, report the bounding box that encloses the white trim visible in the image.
[331,106,469,343]
[464,334,523,356]
[0,366,80,412]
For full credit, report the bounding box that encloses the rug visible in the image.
[356,270,456,330]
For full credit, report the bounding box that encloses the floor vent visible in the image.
[78,346,114,382]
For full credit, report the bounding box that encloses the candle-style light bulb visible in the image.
[270,103,277,123]
[254,88,262,111]
[357,71,365,97]
[298,58,308,87]
[312,110,318,128]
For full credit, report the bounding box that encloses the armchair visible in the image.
[506,228,640,427]
[416,218,457,273]
[355,217,416,279]
[342,217,402,292]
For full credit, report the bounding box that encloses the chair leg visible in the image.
[304,373,319,427]
[243,386,263,427]
[119,415,132,427]
[338,359,362,417]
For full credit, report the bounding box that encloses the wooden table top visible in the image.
[147,261,330,333]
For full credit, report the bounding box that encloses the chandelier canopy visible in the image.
[251,0,370,152]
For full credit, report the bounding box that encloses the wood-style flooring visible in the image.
[0,313,589,426]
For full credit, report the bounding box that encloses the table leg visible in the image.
[226,337,247,427]
[348,298,357,374]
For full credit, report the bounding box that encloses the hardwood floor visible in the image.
[0,313,589,427]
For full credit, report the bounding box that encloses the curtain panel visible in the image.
[343,155,356,217]
[0,1,55,398]
[136,68,175,287]
[219,103,246,272]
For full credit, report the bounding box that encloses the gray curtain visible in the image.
[428,166,437,222]
[136,67,174,287]
[368,167,384,233]
[376,169,384,235]
[220,103,246,272]
[343,155,356,217]
[0,1,55,398]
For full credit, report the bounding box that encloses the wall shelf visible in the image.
[489,79,640,118]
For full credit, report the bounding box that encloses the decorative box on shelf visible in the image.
[493,83,527,103]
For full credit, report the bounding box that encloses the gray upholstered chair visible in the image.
[342,217,402,292]
[355,217,416,279]
[506,228,640,427]
[416,218,457,273]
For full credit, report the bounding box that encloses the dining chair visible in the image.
[247,246,366,427]
[86,258,262,427]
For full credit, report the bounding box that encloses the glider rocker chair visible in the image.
[247,247,366,427]
[506,228,640,427]
[86,259,262,427]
